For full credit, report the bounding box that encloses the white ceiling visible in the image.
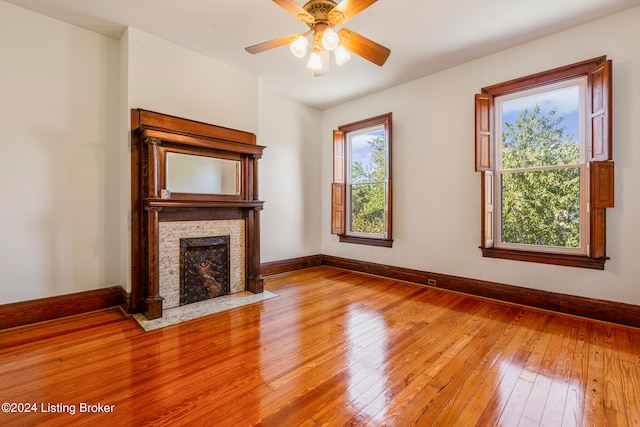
[6,0,640,109]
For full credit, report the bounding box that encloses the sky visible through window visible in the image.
[350,128,385,171]
[501,84,580,146]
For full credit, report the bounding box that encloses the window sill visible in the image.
[481,247,607,270]
[339,235,393,248]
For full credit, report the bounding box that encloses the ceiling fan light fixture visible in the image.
[290,34,309,58]
[246,0,391,73]
[321,27,340,51]
[307,48,323,70]
[334,44,351,65]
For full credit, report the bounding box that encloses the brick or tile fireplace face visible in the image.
[159,220,245,310]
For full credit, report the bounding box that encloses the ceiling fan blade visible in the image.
[272,0,315,25]
[338,28,390,66]
[245,34,297,54]
[329,0,378,25]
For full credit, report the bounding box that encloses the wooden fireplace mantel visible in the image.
[130,109,265,319]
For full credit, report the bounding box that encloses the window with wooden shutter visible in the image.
[475,56,613,269]
[332,113,393,247]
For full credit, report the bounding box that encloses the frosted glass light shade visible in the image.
[307,49,323,70]
[290,35,309,58]
[321,27,340,51]
[334,44,351,65]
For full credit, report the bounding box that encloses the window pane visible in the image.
[500,168,581,248]
[349,182,385,235]
[349,126,386,184]
[501,85,580,169]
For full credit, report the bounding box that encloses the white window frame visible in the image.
[345,123,389,239]
[494,77,589,255]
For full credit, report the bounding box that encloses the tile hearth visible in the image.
[133,290,277,332]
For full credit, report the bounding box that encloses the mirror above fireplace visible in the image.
[166,152,241,196]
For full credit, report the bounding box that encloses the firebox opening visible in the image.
[179,236,231,306]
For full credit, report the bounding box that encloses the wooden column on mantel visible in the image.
[130,109,265,319]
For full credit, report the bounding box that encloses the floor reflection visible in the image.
[346,306,389,419]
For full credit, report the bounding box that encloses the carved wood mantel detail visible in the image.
[131,109,265,319]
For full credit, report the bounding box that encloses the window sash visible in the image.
[345,125,389,238]
[346,182,388,238]
[493,78,588,255]
[495,164,588,254]
[495,77,587,170]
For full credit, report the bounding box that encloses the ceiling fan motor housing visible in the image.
[304,0,340,24]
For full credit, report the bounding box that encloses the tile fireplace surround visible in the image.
[159,220,245,309]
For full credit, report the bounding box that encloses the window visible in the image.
[475,57,613,269]
[332,113,393,247]
[496,78,588,254]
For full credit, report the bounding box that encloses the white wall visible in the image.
[0,1,121,304]
[322,6,640,305]
[259,88,323,262]
[125,28,258,134]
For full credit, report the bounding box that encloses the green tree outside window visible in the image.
[500,105,581,248]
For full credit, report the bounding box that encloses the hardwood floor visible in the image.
[1,266,639,426]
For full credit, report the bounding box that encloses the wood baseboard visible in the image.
[319,255,640,329]
[261,255,323,276]
[7,254,638,330]
[0,286,129,330]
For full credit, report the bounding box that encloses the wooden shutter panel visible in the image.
[476,93,494,248]
[481,171,494,248]
[589,161,614,259]
[475,93,493,171]
[331,183,345,235]
[587,59,613,258]
[588,59,612,161]
[590,208,607,258]
[333,130,345,183]
[590,161,614,209]
[331,130,346,235]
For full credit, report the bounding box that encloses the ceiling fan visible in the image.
[245,0,390,73]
